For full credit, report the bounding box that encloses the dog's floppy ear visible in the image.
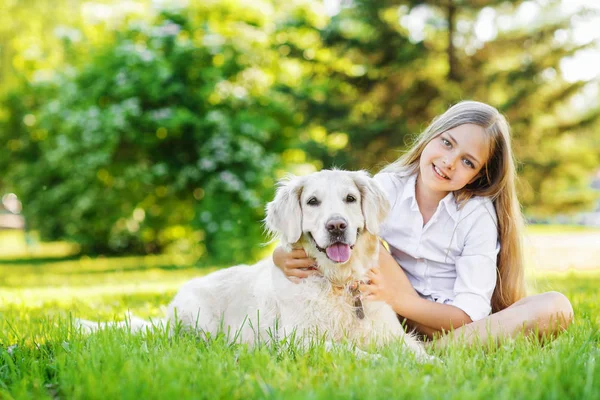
[351,171,390,234]
[265,174,305,246]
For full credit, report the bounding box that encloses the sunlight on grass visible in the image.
[0,255,219,321]
[525,224,600,235]
[0,230,80,259]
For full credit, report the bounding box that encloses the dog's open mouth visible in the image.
[325,243,352,263]
[308,233,354,263]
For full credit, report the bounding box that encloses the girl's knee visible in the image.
[536,291,574,329]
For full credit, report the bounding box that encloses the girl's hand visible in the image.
[357,249,418,312]
[272,246,321,283]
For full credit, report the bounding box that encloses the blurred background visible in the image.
[0,0,599,269]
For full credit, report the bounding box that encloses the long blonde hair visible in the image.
[382,101,526,312]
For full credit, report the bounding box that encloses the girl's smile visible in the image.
[432,164,450,180]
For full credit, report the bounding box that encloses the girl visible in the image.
[272,101,573,347]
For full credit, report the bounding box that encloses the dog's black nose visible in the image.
[326,217,347,234]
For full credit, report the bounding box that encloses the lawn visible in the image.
[0,242,599,399]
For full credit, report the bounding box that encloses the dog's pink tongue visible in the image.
[326,243,351,263]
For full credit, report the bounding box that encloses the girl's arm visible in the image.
[360,246,472,335]
[395,297,473,337]
[272,246,321,282]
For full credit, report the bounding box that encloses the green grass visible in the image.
[1,255,599,399]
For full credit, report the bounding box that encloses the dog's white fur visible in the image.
[165,170,425,358]
[79,170,426,359]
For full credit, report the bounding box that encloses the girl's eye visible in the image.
[346,195,356,203]
[441,138,452,148]
[307,197,320,206]
[462,158,475,168]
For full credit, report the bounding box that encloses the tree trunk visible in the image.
[447,1,458,81]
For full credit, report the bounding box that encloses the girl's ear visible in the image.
[264,175,305,247]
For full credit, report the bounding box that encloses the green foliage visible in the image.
[0,0,127,96]
[0,5,311,262]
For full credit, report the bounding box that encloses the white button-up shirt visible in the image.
[374,172,500,322]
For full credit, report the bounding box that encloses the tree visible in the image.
[0,3,308,263]
[289,0,600,215]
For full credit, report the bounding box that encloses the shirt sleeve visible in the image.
[450,200,499,322]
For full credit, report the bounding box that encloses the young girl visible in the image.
[272,100,573,347]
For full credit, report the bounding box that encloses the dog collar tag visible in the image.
[349,282,365,320]
[354,296,365,319]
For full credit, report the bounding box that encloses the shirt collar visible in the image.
[402,173,460,221]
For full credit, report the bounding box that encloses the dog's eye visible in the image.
[346,195,356,203]
[307,197,320,206]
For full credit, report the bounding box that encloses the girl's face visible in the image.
[419,124,490,195]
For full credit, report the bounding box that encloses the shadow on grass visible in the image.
[0,254,231,283]
[63,264,199,276]
[0,254,83,265]
[0,254,229,270]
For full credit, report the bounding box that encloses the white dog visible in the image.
[79,170,426,359]
[165,170,426,358]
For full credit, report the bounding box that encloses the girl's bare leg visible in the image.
[421,291,574,349]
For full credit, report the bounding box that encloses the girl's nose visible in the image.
[443,156,456,170]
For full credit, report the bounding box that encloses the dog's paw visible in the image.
[354,348,383,362]
[416,353,441,364]
[74,318,100,333]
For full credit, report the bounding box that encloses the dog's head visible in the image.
[265,170,389,280]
